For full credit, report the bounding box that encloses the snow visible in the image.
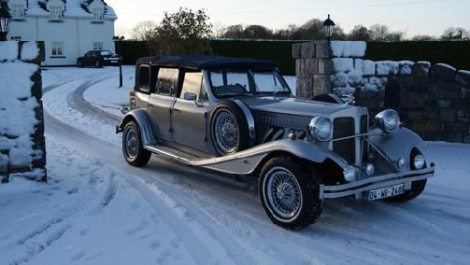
[0,43,41,168]
[25,0,117,19]
[0,66,469,264]
[436,63,457,71]
[330,41,366,58]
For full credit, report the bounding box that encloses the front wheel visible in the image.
[259,156,322,230]
[122,121,151,167]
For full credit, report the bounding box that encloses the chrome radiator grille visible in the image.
[333,117,356,164]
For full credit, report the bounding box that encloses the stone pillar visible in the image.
[0,41,47,183]
[292,40,333,99]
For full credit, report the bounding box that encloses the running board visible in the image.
[144,143,270,175]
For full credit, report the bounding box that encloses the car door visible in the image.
[171,71,210,152]
[146,68,179,141]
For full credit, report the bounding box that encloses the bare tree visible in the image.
[131,20,157,41]
[368,24,389,41]
[348,25,369,41]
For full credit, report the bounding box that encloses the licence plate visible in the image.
[367,184,405,201]
[111,60,118,63]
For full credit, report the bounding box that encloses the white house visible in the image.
[7,0,117,66]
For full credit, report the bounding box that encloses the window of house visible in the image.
[51,42,64,57]
[50,6,63,21]
[92,8,104,22]
[93,42,103,50]
[11,4,25,20]
[155,68,179,96]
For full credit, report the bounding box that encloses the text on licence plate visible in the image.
[367,183,405,201]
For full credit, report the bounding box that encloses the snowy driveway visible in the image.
[1,66,469,265]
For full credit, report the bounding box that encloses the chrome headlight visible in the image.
[375,109,400,133]
[309,116,332,141]
[413,154,425,170]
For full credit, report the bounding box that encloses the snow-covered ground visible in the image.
[1,66,469,265]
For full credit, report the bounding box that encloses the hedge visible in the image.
[365,41,470,71]
[118,40,470,74]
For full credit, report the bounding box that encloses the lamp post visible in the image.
[0,0,11,41]
[112,36,124,87]
[323,14,335,41]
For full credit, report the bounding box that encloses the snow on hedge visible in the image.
[0,42,41,171]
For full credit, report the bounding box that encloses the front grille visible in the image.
[360,114,369,161]
[333,117,355,164]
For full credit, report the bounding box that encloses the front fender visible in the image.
[116,109,158,146]
[267,139,350,168]
[368,127,428,162]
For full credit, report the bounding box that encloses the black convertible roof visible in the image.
[136,55,279,70]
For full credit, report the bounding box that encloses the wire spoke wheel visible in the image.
[266,167,302,219]
[213,110,239,153]
[259,156,322,230]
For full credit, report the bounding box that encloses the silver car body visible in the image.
[117,55,435,201]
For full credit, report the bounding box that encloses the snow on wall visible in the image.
[0,41,46,182]
[330,41,421,94]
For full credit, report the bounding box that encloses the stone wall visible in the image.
[292,41,470,144]
[0,41,47,182]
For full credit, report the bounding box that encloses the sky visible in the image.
[106,0,470,39]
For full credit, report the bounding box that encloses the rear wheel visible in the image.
[122,121,151,167]
[77,60,84,68]
[259,156,322,230]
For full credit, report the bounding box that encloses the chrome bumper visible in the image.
[319,163,435,199]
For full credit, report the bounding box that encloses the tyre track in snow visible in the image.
[42,78,270,264]
[40,69,470,264]
[45,71,316,264]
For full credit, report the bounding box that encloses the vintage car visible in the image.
[116,55,435,230]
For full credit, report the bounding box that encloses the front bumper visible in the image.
[319,163,435,199]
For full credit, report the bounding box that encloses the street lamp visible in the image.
[0,0,11,41]
[323,14,335,41]
[112,36,125,87]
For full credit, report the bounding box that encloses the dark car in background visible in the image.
[77,49,120,68]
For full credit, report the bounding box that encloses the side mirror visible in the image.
[183,92,203,107]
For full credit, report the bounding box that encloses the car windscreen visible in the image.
[209,69,291,98]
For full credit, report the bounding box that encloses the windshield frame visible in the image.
[208,69,292,98]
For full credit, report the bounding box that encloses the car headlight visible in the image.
[308,116,332,141]
[375,109,400,133]
[412,154,425,170]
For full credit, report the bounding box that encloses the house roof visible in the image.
[23,0,117,19]
[136,55,279,70]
